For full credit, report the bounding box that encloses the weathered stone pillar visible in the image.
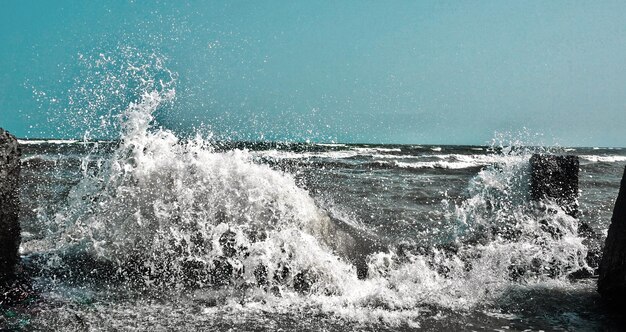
[598,166,626,304]
[529,154,579,218]
[529,154,604,277]
[0,128,21,285]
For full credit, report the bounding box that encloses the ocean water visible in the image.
[3,53,626,331]
[7,128,626,330]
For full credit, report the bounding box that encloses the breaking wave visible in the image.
[23,52,593,327]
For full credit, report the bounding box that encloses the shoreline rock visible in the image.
[598,166,626,305]
[0,128,21,287]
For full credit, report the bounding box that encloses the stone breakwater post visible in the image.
[0,128,21,286]
[529,154,604,276]
[598,166,626,305]
[529,154,579,218]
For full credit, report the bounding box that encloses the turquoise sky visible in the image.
[1,1,625,146]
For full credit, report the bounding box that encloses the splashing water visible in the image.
[20,52,596,329]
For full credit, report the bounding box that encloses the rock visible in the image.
[273,262,290,284]
[253,264,268,286]
[530,154,605,276]
[219,229,238,258]
[293,269,315,294]
[0,128,21,286]
[598,166,626,304]
[529,154,579,218]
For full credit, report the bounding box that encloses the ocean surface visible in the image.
[5,128,626,330]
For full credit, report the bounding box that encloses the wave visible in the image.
[393,160,484,170]
[253,149,359,160]
[315,143,347,147]
[352,147,402,153]
[19,139,80,145]
[22,52,594,328]
[18,139,115,146]
[579,155,626,163]
[370,154,512,170]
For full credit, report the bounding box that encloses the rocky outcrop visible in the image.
[598,166,626,304]
[0,128,21,285]
[529,154,579,218]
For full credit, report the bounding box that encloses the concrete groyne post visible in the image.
[529,154,604,276]
[0,128,21,286]
[598,166,626,304]
[529,154,579,218]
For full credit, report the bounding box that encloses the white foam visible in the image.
[393,160,479,169]
[579,155,626,163]
[316,143,346,147]
[19,139,79,145]
[379,154,510,169]
[352,147,401,153]
[254,149,358,160]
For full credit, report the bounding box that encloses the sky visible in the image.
[1,0,625,146]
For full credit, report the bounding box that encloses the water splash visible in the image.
[23,54,594,328]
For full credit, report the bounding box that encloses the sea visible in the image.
[4,111,626,330]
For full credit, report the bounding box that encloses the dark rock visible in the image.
[254,264,268,286]
[210,258,242,286]
[293,269,315,294]
[598,166,626,305]
[530,154,603,278]
[539,219,563,239]
[0,128,21,286]
[182,259,210,287]
[578,222,603,275]
[219,229,237,258]
[210,259,232,286]
[529,154,579,218]
[273,262,290,284]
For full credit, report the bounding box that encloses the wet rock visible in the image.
[0,128,21,286]
[578,222,603,276]
[529,154,579,218]
[598,166,626,305]
[209,258,242,286]
[219,229,237,258]
[273,262,290,284]
[253,264,268,286]
[530,154,603,276]
[293,269,315,294]
[538,219,563,239]
[182,260,211,287]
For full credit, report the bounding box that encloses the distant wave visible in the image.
[254,150,359,160]
[315,143,347,147]
[352,147,402,153]
[19,139,80,145]
[579,155,626,163]
[254,148,511,170]
[18,139,113,145]
[371,159,491,170]
[390,160,483,170]
[373,154,518,170]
